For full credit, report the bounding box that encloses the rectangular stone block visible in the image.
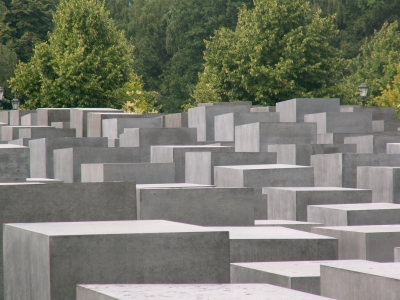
[235,122,317,152]
[250,106,276,112]
[312,225,400,261]
[0,144,29,178]
[277,98,340,122]
[268,144,356,166]
[9,110,36,125]
[340,105,396,120]
[4,220,230,299]
[265,187,371,221]
[7,138,33,146]
[51,121,70,128]
[29,137,108,178]
[304,112,372,134]
[54,147,141,183]
[214,112,279,142]
[0,110,9,124]
[37,108,71,125]
[102,117,163,139]
[137,186,254,226]
[81,162,175,184]
[1,125,49,141]
[344,133,400,153]
[317,133,367,144]
[19,126,76,139]
[255,220,323,233]
[188,102,251,141]
[308,203,400,226]
[20,113,37,125]
[386,142,400,153]
[372,120,400,132]
[163,112,188,128]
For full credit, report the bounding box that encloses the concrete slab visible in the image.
[37,108,70,125]
[18,126,76,139]
[372,120,400,132]
[340,105,396,120]
[251,106,276,112]
[9,110,36,125]
[1,125,50,141]
[317,133,369,144]
[255,220,323,233]
[8,138,33,146]
[344,133,400,153]
[102,117,163,139]
[163,112,188,128]
[386,142,400,153]
[20,112,37,125]
[51,121,70,128]
[0,144,30,178]
[0,110,10,124]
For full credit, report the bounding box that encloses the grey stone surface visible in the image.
[395,247,400,261]
[51,121,70,128]
[311,153,400,188]
[136,187,254,226]
[340,105,396,120]
[235,122,317,152]
[26,178,63,183]
[4,220,230,299]
[268,144,356,166]
[0,111,9,125]
[386,142,400,153]
[0,144,30,178]
[19,126,76,139]
[265,187,371,221]
[102,117,163,139]
[188,102,251,141]
[8,138,33,146]
[308,203,400,226]
[255,220,323,233]
[372,120,400,132]
[1,125,49,141]
[312,225,400,261]
[344,133,400,153]
[163,112,188,128]
[277,98,340,122]
[20,113,37,125]
[9,110,36,125]
[317,133,368,144]
[108,138,119,147]
[214,112,279,142]
[54,147,141,183]
[151,145,234,183]
[81,162,175,184]
[37,108,70,125]
[76,284,331,300]
[304,112,372,134]
[29,137,108,178]
[250,106,276,112]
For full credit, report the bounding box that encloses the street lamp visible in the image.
[358,80,369,107]
[11,94,20,110]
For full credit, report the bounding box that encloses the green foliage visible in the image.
[194,0,344,106]
[10,0,134,109]
[0,44,18,99]
[375,63,400,117]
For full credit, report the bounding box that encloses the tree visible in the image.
[374,63,400,117]
[10,0,135,109]
[0,44,18,98]
[193,0,344,106]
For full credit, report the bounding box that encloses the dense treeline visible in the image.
[2,0,400,112]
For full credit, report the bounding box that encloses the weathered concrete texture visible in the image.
[29,137,108,178]
[372,120,400,132]
[214,164,314,194]
[320,260,400,300]
[344,133,400,153]
[395,247,400,261]
[268,144,356,166]
[0,111,10,124]
[163,112,188,128]
[255,220,323,233]
[214,112,279,142]
[277,98,340,122]
[317,133,368,144]
[119,128,198,162]
[8,138,33,146]
[1,125,49,141]
[4,220,230,299]
[19,126,76,139]
[210,226,338,263]
[0,144,30,178]
[20,113,37,125]
[151,145,234,183]
[76,284,332,300]
[308,203,400,226]
[102,117,163,139]
[235,122,317,152]
[250,106,276,112]
[9,110,36,125]
[188,102,251,141]
[70,108,121,137]
[51,121,70,128]
[54,147,141,183]
[312,225,400,261]
[304,112,373,134]
[357,166,400,203]
[136,187,254,226]
[37,108,71,125]
[311,153,400,188]
[81,162,175,184]
[387,143,400,153]
[265,187,371,221]
[108,138,119,147]
[340,105,396,120]
[185,152,277,185]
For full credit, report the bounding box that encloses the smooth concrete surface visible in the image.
[386,142,400,153]
[372,120,400,132]
[136,187,254,226]
[9,110,36,125]
[51,121,70,128]
[20,112,37,125]
[1,125,50,141]
[308,203,400,226]
[214,112,279,142]
[163,112,188,128]
[4,220,230,299]
[250,106,276,112]
[344,133,400,153]
[37,108,70,125]
[0,144,30,178]
[76,284,332,300]
[317,133,368,144]
[264,187,372,221]
[340,105,396,120]
[255,220,323,233]
[235,122,317,152]
[312,225,400,262]
[18,126,76,139]
[276,98,340,122]
[0,111,9,124]
[8,137,33,146]
[54,147,141,182]
[29,137,108,178]
[151,145,234,183]
[102,117,163,139]
[395,247,400,261]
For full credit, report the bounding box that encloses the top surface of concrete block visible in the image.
[255,220,323,226]
[0,144,27,149]
[320,260,400,278]
[218,164,312,170]
[314,224,400,233]
[309,203,400,211]
[136,183,214,189]
[263,186,365,192]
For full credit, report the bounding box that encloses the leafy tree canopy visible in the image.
[0,44,18,101]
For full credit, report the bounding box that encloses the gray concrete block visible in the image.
[235,122,317,152]
[20,113,37,125]
[0,111,9,125]
[102,117,163,139]
[188,102,251,141]
[344,133,400,153]
[308,203,400,226]
[1,125,49,141]
[54,147,141,183]
[277,98,340,122]
[185,152,277,185]
[372,120,400,132]
[151,145,234,183]
[268,144,356,166]
[76,283,331,300]
[37,108,71,125]
[312,225,400,261]
[50,121,70,128]
[163,112,188,128]
[255,220,323,232]
[18,126,76,139]
[9,110,36,125]
[304,112,372,134]
[250,106,276,112]
[320,260,400,300]
[340,105,396,120]
[395,247,400,261]
[265,187,371,221]
[214,164,314,194]
[29,137,108,178]
[81,162,175,184]
[210,226,338,263]
[317,133,368,144]
[386,142,400,153]
[214,112,279,142]
[8,138,33,146]
[137,186,254,226]
[0,144,30,178]
[108,138,119,147]
[311,153,400,188]
[4,220,230,299]
[26,178,63,183]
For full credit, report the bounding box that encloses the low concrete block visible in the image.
[163,112,188,128]
[0,111,9,125]
[386,143,400,153]
[250,106,276,112]
[317,133,367,144]
[372,120,400,132]
[0,144,29,178]
[37,108,70,125]
[1,125,49,141]
[344,133,400,153]
[18,126,76,139]
[51,121,70,128]
[340,105,396,120]
[20,113,37,125]
[102,117,163,139]
[8,138,33,146]
[255,220,323,233]
[4,220,230,299]
[9,110,36,125]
